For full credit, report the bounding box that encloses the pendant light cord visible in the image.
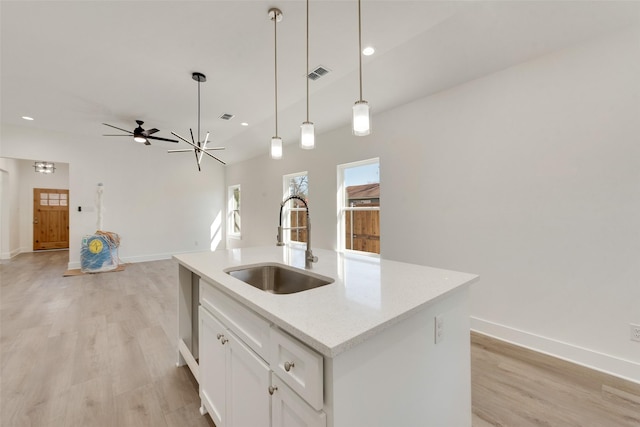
[306,0,310,122]
[358,0,363,102]
[274,13,279,137]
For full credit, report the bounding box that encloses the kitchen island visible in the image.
[175,246,478,427]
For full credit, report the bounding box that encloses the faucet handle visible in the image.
[306,250,318,263]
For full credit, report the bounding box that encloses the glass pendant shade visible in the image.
[271,136,283,159]
[352,100,370,136]
[300,122,315,149]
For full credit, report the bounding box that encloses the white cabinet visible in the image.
[199,306,226,426]
[271,375,326,427]
[199,306,270,427]
[200,278,271,360]
[226,332,270,427]
[270,327,323,411]
[198,280,326,427]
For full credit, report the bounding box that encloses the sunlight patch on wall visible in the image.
[210,211,222,251]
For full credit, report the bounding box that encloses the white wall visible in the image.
[0,126,226,268]
[226,27,640,382]
[0,158,21,258]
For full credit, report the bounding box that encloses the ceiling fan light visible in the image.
[271,137,282,159]
[353,100,370,136]
[300,122,315,149]
[134,135,147,143]
[34,161,55,174]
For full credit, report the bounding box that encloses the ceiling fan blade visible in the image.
[205,147,225,151]
[103,123,133,134]
[103,134,132,136]
[147,135,179,143]
[146,128,159,135]
[144,141,152,146]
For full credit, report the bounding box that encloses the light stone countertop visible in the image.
[174,246,478,358]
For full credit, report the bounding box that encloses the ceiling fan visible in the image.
[102,120,178,145]
[169,72,226,171]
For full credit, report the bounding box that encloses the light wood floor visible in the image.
[471,332,640,427]
[1,250,214,427]
[2,251,638,426]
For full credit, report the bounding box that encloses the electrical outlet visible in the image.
[631,324,640,342]
[434,315,444,344]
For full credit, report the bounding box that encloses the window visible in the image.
[338,158,380,255]
[283,172,308,244]
[227,185,241,238]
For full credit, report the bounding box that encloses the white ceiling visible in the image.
[2,1,639,164]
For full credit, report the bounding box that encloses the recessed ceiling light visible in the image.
[240,122,249,127]
[22,116,34,121]
[363,46,375,56]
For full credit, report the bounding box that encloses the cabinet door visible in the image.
[199,307,227,427]
[271,375,326,427]
[226,332,271,427]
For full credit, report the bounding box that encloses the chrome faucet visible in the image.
[277,195,318,268]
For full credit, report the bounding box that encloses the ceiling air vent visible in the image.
[307,65,330,81]
[219,113,235,121]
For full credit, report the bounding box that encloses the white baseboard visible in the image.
[119,253,174,264]
[67,250,201,270]
[471,317,640,385]
[1,248,22,260]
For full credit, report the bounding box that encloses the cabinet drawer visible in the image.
[270,327,323,410]
[200,279,271,361]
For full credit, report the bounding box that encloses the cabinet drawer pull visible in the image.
[221,337,229,345]
[268,386,278,395]
[216,333,223,340]
[284,361,295,372]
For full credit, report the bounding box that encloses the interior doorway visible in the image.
[33,188,69,250]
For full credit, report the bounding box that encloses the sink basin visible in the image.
[224,263,334,294]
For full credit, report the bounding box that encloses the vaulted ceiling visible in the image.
[2,1,638,164]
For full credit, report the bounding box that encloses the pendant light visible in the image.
[270,8,283,159]
[353,0,370,136]
[300,0,315,149]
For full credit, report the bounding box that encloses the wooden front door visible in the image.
[33,188,69,250]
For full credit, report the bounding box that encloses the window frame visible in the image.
[227,184,241,240]
[337,158,380,256]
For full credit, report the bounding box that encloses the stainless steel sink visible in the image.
[224,263,334,294]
